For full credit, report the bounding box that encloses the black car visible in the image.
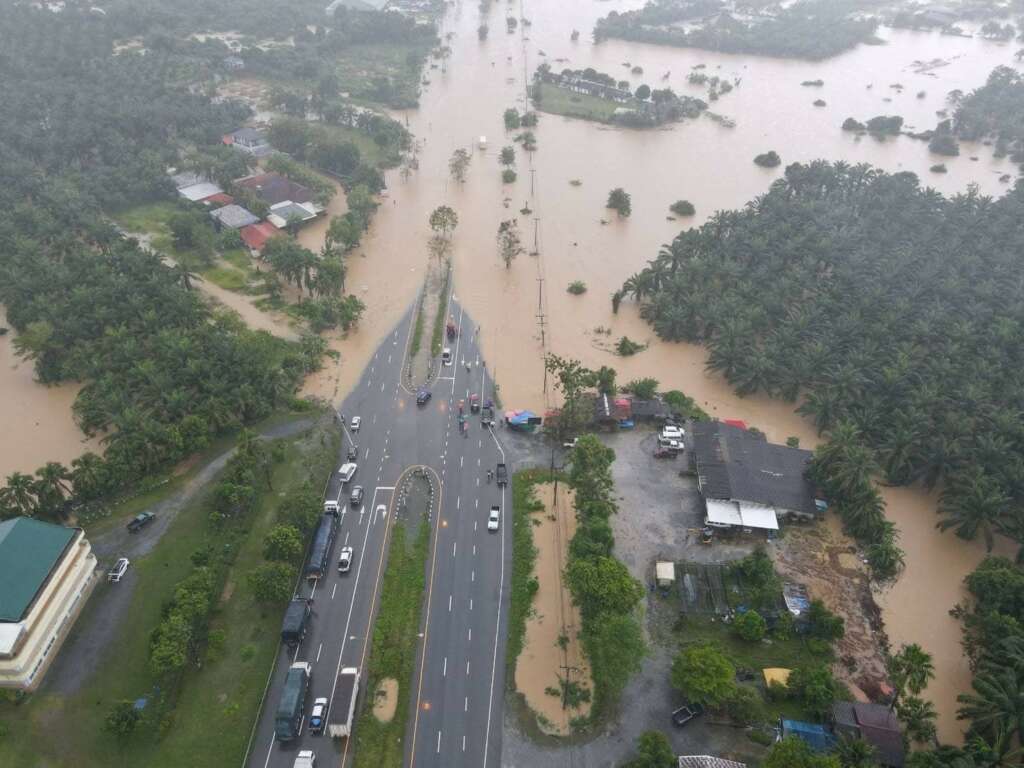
[671,702,705,727]
[347,445,358,461]
[349,485,364,507]
[126,511,155,533]
[416,389,432,405]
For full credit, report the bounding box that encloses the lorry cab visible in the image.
[441,347,452,366]
[280,598,311,649]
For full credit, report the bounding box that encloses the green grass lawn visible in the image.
[352,493,431,768]
[112,201,180,236]
[203,264,249,292]
[0,417,339,768]
[675,615,827,722]
[535,83,622,123]
[333,42,431,112]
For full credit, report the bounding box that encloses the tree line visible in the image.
[594,0,879,60]
[565,435,647,719]
[620,161,1024,565]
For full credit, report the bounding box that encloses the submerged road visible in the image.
[243,292,510,768]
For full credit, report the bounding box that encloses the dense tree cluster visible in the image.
[594,0,879,60]
[951,67,1024,162]
[566,436,646,716]
[0,230,320,491]
[621,161,1024,561]
[0,6,250,210]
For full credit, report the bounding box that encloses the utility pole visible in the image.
[530,168,536,197]
[530,217,539,256]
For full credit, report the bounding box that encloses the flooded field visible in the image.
[2,0,1019,740]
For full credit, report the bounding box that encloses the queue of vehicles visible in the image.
[271,342,503,761]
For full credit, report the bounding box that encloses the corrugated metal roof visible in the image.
[692,421,817,515]
[0,518,78,622]
[678,758,747,768]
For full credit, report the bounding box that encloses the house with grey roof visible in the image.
[222,127,272,157]
[688,421,819,532]
[209,204,260,230]
[678,758,747,768]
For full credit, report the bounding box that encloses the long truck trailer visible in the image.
[327,667,360,739]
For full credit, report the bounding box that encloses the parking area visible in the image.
[501,426,764,767]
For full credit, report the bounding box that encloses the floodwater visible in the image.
[0,307,102,479]
[0,0,1018,740]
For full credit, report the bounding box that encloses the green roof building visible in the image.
[0,517,98,691]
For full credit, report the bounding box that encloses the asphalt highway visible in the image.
[244,293,510,768]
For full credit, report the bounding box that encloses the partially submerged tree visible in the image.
[496,219,524,268]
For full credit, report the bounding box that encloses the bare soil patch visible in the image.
[772,519,888,700]
[372,678,399,723]
[514,482,593,735]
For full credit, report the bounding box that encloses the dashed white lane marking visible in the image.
[466,661,470,675]
[468,628,472,642]
[473,544,476,556]
[470,598,473,611]
[437,731,442,754]
[317,642,323,663]
[448,594,453,612]
[462,735,466,752]
[443,656,447,677]
[465,696,469,712]
[460,456,464,468]
[332,583,337,600]
[453,541,457,557]
[456,496,460,510]
[471,570,475,583]
[474,521,478,531]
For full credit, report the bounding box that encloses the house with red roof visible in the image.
[239,222,280,254]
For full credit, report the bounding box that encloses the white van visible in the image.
[338,463,357,483]
[441,348,452,366]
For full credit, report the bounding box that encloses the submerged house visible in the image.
[689,421,820,533]
[832,702,905,767]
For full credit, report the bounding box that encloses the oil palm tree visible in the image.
[0,472,38,517]
[937,467,1012,551]
[833,734,878,768]
[958,664,1024,760]
[888,644,935,712]
[898,695,938,745]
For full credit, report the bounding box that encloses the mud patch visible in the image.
[514,482,593,735]
[372,678,399,723]
[772,520,888,699]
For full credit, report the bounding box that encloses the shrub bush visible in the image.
[567,280,587,295]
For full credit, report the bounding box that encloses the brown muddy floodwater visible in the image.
[1,0,1018,739]
[0,307,102,479]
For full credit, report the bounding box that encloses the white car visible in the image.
[107,557,130,582]
[488,506,501,532]
[350,416,361,432]
[338,546,354,573]
[294,750,316,768]
[658,437,684,451]
[375,504,387,520]
[661,425,684,440]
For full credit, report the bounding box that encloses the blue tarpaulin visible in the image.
[507,410,537,425]
[781,719,835,752]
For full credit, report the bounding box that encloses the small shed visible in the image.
[655,561,675,588]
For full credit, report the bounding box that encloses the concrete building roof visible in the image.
[691,421,817,515]
[678,758,747,768]
[178,181,224,202]
[210,204,260,230]
[0,518,77,622]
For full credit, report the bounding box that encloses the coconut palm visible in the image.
[889,644,935,709]
[898,695,938,745]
